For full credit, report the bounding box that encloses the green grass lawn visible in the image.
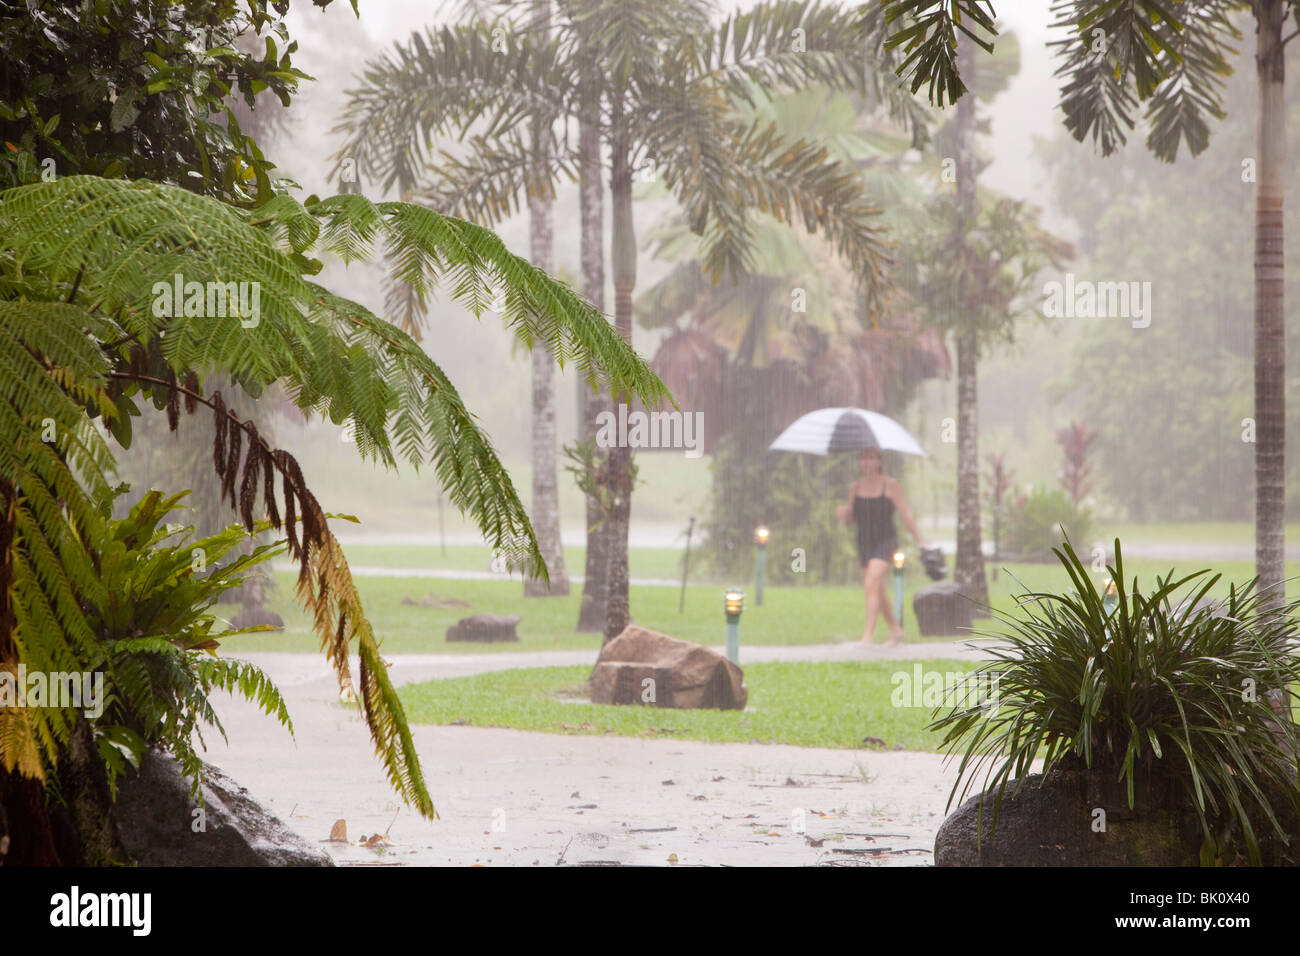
[220,548,1300,657]
[1097,521,1300,548]
[397,659,975,751]
[333,542,694,581]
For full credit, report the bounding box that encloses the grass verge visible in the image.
[397,659,986,751]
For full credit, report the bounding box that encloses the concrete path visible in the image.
[206,642,999,867]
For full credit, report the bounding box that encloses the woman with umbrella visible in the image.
[770,408,931,648]
[837,448,927,647]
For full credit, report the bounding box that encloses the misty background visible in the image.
[170,0,1296,550]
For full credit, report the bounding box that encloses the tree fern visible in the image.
[0,175,669,817]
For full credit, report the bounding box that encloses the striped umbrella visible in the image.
[768,407,926,456]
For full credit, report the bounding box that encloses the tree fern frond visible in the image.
[0,174,669,811]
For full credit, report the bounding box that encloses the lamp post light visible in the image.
[723,587,744,664]
[892,550,906,630]
[1103,576,1118,615]
[753,525,769,606]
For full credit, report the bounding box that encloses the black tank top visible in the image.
[853,485,896,547]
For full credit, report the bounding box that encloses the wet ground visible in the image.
[208,644,986,866]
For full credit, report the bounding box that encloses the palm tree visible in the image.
[881,0,1295,605]
[637,85,951,436]
[575,68,611,630]
[889,19,1024,605]
[521,1,570,596]
[0,175,667,861]
[332,13,573,596]
[337,0,914,642]
[951,32,986,604]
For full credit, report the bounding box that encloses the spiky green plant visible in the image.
[0,174,668,822]
[79,489,293,798]
[931,539,1300,865]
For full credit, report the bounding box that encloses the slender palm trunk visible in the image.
[602,108,635,644]
[1254,0,1286,609]
[954,331,987,603]
[524,2,568,597]
[953,37,987,605]
[576,108,610,629]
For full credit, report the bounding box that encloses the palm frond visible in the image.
[331,22,575,195]
[644,108,891,314]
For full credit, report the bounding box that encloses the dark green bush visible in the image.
[84,489,292,795]
[700,433,861,586]
[931,539,1300,865]
[1002,483,1092,561]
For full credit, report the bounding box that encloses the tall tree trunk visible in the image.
[953,35,988,606]
[524,1,569,597]
[1254,0,1286,610]
[576,106,611,630]
[602,107,635,644]
[954,332,986,604]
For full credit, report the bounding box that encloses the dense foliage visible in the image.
[1000,484,1093,562]
[932,540,1300,865]
[701,431,863,587]
[1041,53,1300,521]
[0,0,352,197]
[77,490,292,797]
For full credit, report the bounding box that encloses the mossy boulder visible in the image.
[936,770,1300,866]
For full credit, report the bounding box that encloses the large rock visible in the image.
[913,581,973,636]
[446,613,520,643]
[592,625,746,710]
[115,747,332,866]
[935,772,1201,867]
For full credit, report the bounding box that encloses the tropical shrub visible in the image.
[931,540,1300,865]
[1001,483,1092,561]
[82,489,293,795]
[701,432,861,586]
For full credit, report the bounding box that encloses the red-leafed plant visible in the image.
[1056,420,1098,515]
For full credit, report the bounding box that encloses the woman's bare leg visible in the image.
[862,559,888,644]
[879,577,904,645]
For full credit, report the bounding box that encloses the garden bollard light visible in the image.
[893,550,906,629]
[723,587,744,665]
[753,525,769,606]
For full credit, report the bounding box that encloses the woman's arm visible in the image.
[888,479,925,548]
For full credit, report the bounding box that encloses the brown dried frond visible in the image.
[223,416,242,508]
[278,453,299,560]
[212,391,227,479]
[238,422,261,532]
[275,449,326,560]
[183,371,200,415]
[358,643,374,726]
[262,446,280,529]
[165,369,179,432]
